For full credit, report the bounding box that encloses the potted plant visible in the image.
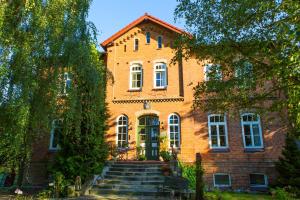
[160,150,173,162]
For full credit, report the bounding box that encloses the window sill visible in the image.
[156,48,162,50]
[209,148,230,153]
[214,185,232,190]
[128,89,142,92]
[244,148,264,153]
[48,149,59,153]
[250,186,268,192]
[152,87,167,91]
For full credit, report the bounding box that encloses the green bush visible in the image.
[160,150,173,162]
[179,162,196,190]
[271,187,297,200]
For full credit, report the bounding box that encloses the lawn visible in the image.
[206,191,272,200]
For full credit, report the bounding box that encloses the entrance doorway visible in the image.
[137,115,160,160]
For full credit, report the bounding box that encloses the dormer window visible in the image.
[146,32,151,44]
[130,64,143,90]
[157,36,162,49]
[134,38,139,51]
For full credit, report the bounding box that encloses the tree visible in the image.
[174,0,299,131]
[0,0,107,187]
[174,0,299,194]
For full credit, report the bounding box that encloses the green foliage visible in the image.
[174,0,300,132]
[271,187,294,200]
[175,0,300,194]
[179,162,196,190]
[0,0,108,187]
[275,135,300,198]
[205,191,272,200]
[159,150,173,162]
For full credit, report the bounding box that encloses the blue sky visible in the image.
[88,0,185,47]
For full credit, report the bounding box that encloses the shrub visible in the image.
[271,187,297,200]
[179,162,196,190]
[275,134,300,198]
[160,150,173,162]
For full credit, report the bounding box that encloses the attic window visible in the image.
[157,36,162,49]
[134,38,139,51]
[146,32,151,44]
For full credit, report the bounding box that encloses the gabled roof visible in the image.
[101,13,190,49]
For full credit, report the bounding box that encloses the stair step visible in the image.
[106,171,162,176]
[95,184,158,190]
[109,167,162,172]
[104,175,164,181]
[88,194,170,200]
[98,179,164,185]
[110,164,165,168]
[90,188,169,197]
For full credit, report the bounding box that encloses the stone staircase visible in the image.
[89,161,171,200]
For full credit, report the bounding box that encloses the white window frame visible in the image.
[204,64,222,81]
[146,32,151,44]
[249,173,268,187]
[129,64,143,90]
[49,119,62,151]
[153,63,167,89]
[116,115,128,148]
[213,173,231,187]
[168,113,180,148]
[241,113,263,148]
[208,114,228,149]
[63,72,71,94]
[133,38,139,51]
[157,36,163,49]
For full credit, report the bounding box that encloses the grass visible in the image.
[206,191,272,200]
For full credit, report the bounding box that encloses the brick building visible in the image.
[101,13,286,190]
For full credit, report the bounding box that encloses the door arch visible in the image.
[137,115,160,160]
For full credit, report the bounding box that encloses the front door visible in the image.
[138,116,160,160]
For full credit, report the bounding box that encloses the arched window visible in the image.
[241,113,263,148]
[49,119,62,150]
[154,63,167,88]
[130,64,143,90]
[146,32,151,44]
[208,114,228,149]
[157,36,162,49]
[116,115,128,148]
[168,114,180,148]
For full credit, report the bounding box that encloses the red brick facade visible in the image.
[102,14,286,190]
[26,14,286,190]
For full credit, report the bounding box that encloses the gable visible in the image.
[101,13,190,49]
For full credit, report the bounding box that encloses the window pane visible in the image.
[139,117,145,125]
[219,125,225,136]
[254,135,261,146]
[220,135,226,147]
[252,124,260,136]
[210,116,215,122]
[245,135,252,146]
[211,125,217,136]
[211,136,218,146]
[146,32,150,43]
[215,174,230,186]
[250,174,266,186]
